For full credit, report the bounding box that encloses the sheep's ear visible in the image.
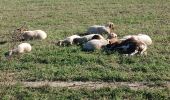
[108,23,114,29]
[107,39,111,44]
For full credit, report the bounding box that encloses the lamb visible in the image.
[73,34,104,45]
[120,34,152,45]
[107,37,147,56]
[22,30,47,40]
[86,22,115,35]
[5,43,32,57]
[57,35,81,46]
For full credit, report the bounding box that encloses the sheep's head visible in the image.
[107,32,117,39]
[106,22,115,30]
[16,26,28,34]
[106,33,118,45]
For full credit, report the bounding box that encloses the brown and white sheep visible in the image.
[120,34,152,45]
[107,36,147,56]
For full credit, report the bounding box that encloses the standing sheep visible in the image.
[86,22,115,35]
[22,30,47,40]
[5,43,32,57]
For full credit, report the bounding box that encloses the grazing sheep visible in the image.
[107,37,147,56]
[5,43,32,57]
[86,22,115,35]
[73,34,104,45]
[22,30,47,40]
[57,35,81,46]
[121,34,152,45]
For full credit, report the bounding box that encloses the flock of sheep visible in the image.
[5,22,152,58]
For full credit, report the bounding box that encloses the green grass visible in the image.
[0,85,169,100]
[0,0,170,99]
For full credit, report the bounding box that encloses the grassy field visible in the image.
[0,0,170,99]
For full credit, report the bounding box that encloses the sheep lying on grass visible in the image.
[57,35,81,46]
[121,34,152,45]
[107,37,147,56]
[5,43,32,57]
[86,22,115,35]
[22,30,47,40]
[82,35,109,51]
[73,34,104,45]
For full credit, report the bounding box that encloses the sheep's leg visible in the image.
[130,50,139,56]
[140,50,147,55]
[139,46,147,55]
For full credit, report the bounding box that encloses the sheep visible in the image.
[82,36,109,51]
[86,22,115,35]
[120,34,152,45]
[107,37,147,56]
[57,35,81,46]
[82,39,109,51]
[73,34,104,45]
[5,43,32,57]
[22,30,47,40]
[82,32,118,51]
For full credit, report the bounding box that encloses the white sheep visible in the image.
[57,35,81,46]
[5,43,32,57]
[86,22,114,35]
[73,34,105,45]
[82,38,109,51]
[121,34,152,45]
[22,30,47,40]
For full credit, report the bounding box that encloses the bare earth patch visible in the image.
[0,72,16,82]
[0,81,169,90]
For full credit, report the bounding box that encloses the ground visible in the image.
[0,0,170,99]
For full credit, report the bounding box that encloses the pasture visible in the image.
[0,0,169,99]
